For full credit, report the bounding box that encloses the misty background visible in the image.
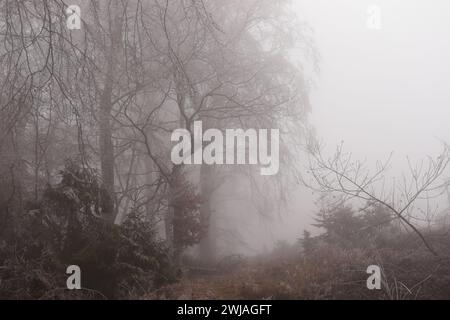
[238,0,450,254]
[2,0,450,300]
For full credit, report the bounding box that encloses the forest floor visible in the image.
[143,246,450,300]
[145,260,300,300]
[145,257,341,300]
[147,274,241,299]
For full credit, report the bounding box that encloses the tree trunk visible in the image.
[0,119,26,238]
[198,163,217,264]
[99,78,115,223]
[167,164,182,265]
[98,1,123,223]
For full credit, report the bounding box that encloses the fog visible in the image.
[300,0,450,157]
[2,0,450,300]
[236,0,450,253]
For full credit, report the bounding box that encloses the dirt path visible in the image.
[145,265,273,300]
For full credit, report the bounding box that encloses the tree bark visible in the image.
[0,118,26,238]
[99,74,115,223]
[198,162,217,264]
[98,1,123,223]
[167,164,182,265]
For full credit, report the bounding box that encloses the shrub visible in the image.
[0,159,176,299]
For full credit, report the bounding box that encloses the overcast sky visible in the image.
[250,1,450,251]
[294,0,450,161]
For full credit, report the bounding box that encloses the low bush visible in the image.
[0,160,176,299]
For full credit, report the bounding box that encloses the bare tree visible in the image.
[305,139,450,256]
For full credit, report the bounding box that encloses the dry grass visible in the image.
[144,243,450,300]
